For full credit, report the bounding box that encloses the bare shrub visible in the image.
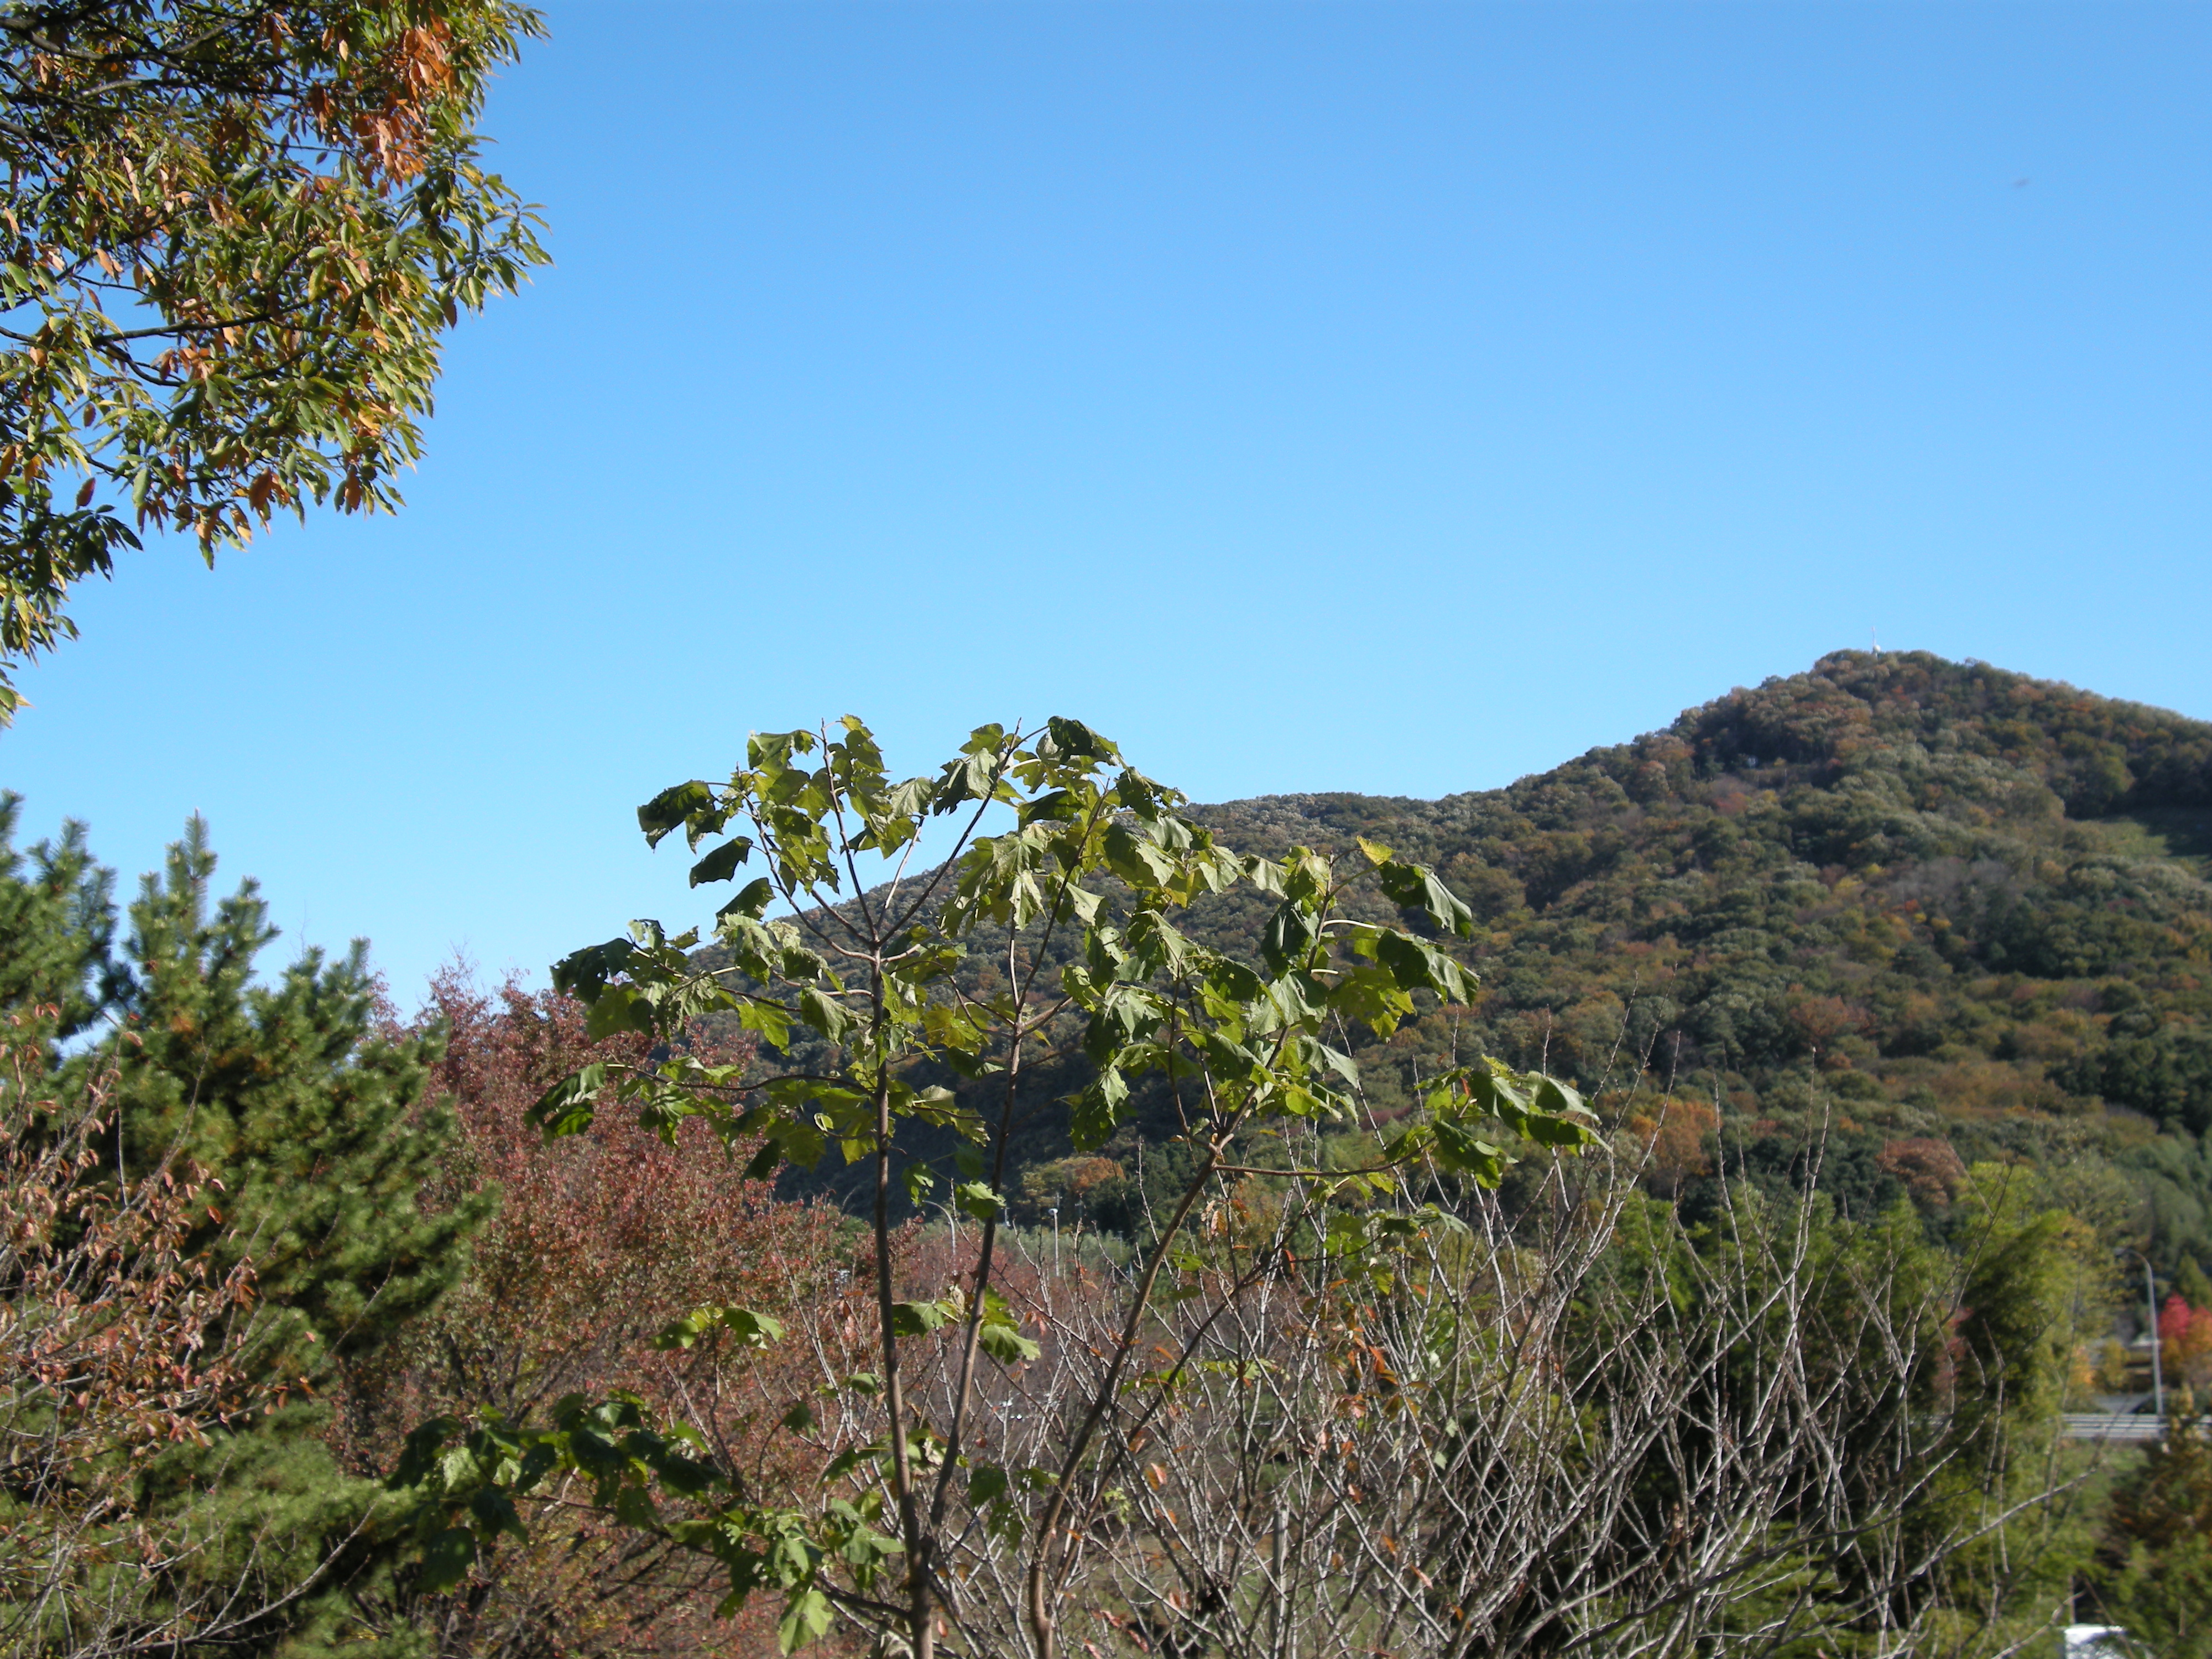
[828,1137,2091,1659]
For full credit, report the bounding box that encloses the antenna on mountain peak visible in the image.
[1871,628,1880,656]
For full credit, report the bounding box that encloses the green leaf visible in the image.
[1045,716,1113,759]
[1314,1042,1360,1088]
[1070,1066,1129,1151]
[780,940,833,983]
[778,1588,835,1653]
[638,781,718,849]
[774,1114,828,1170]
[469,1486,525,1542]
[652,1449,719,1499]
[417,1527,477,1595]
[1521,1113,1588,1148]
[689,837,754,886]
[655,1310,716,1349]
[1018,788,1081,826]
[1464,1065,1533,1129]
[1329,966,1416,1036]
[528,1063,607,1138]
[655,1306,787,1350]
[798,987,850,1042]
[955,1180,1005,1222]
[1261,900,1318,976]
[613,1483,660,1530]
[1103,821,1176,889]
[585,983,656,1042]
[551,938,633,1000]
[718,877,775,920]
[891,1299,954,1337]
[977,1288,1040,1364]
[1526,1076,1594,1148]
[1371,858,1476,940]
[1371,930,1478,1003]
[732,1143,779,1190]
[1083,983,1151,1065]
[1432,1119,1507,1185]
[978,1319,1041,1365]
[1534,1074,1589,1119]
[388,1417,461,1491]
[730,999,792,1051]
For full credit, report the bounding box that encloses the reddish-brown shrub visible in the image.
[2160,1294,2212,1394]
[0,1009,273,1656]
[1876,1138,1968,1209]
[348,969,854,1658]
[1626,1096,1718,1194]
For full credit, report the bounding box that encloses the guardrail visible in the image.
[2062,1413,2180,1442]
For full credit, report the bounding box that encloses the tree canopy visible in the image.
[0,0,545,713]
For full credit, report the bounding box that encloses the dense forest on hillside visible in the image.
[827,652,2212,1288]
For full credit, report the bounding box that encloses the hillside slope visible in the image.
[1181,650,2212,1274]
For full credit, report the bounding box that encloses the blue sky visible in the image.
[6,1,2209,1003]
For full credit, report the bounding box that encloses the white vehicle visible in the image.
[2065,1626,2147,1659]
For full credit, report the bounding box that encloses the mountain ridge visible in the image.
[1153,650,2212,1273]
[755,651,2212,1284]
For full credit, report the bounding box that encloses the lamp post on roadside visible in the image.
[2119,1246,2165,1426]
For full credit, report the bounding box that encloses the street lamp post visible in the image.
[2119,1246,2165,1425]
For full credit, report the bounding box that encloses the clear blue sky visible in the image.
[6,2,2208,1004]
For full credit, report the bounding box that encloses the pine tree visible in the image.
[0,808,489,1656]
[103,818,488,1364]
[0,792,120,1039]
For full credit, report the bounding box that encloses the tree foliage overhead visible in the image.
[0,0,546,712]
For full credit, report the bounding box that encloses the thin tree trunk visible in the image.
[869,962,932,1659]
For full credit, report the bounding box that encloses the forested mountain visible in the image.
[1168,650,2212,1278]
[860,651,2212,1284]
[534,665,2212,1657]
